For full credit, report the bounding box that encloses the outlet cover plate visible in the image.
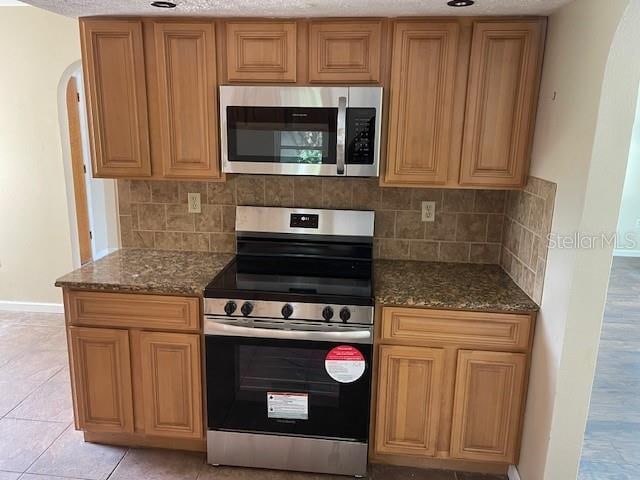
[421,201,436,222]
[188,193,201,214]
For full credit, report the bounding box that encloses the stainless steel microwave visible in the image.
[219,86,383,177]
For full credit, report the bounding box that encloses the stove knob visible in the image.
[281,304,294,319]
[339,307,351,323]
[322,306,334,321]
[223,301,237,316]
[240,302,254,317]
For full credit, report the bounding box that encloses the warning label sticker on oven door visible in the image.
[267,392,308,420]
[325,345,366,383]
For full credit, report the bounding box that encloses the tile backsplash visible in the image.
[501,176,556,303]
[117,176,506,264]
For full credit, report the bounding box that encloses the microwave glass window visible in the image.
[279,130,325,164]
[227,107,337,165]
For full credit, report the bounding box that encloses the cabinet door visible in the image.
[384,22,460,186]
[374,345,445,457]
[450,350,527,463]
[68,326,134,433]
[153,22,220,179]
[225,22,297,83]
[138,332,203,439]
[308,21,382,83]
[80,19,151,177]
[459,21,544,187]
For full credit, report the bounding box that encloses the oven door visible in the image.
[205,318,372,442]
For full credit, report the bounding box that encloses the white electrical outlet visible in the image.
[188,193,201,214]
[421,201,436,222]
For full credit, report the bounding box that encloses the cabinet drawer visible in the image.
[65,290,200,331]
[381,307,532,351]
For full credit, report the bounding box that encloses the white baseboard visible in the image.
[0,301,64,314]
[613,248,640,257]
[508,464,522,480]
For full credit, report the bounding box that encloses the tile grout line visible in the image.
[20,422,73,478]
[105,446,131,480]
[2,366,67,421]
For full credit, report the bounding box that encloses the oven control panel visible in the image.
[205,299,373,325]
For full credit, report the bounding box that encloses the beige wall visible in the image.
[0,6,80,305]
[520,0,639,479]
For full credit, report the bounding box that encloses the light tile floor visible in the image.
[0,310,504,480]
[579,257,640,479]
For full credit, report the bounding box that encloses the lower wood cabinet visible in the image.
[373,307,534,469]
[375,345,445,457]
[68,326,134,433]
[450,350,527,463]
[139,332,203,439]
[65,290,204,449]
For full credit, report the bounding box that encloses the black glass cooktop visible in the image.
[204,255,373,306]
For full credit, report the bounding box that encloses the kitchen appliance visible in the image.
[219,85,383,177]
[203,206,375,477]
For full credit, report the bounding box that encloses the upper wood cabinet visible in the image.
[68,326,134,433]
[138,331,203,439]
[384,22,460,186]
[78,17,545,185]
[80,19,151,178]
[450,350,527,463]
[153,22,220,179]
[374,344,445,457]
[225,22,297,83]
[308,21,382,83]
[459,21,545,187]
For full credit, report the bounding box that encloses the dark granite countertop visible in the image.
[56,250,538,313]
[55,249,233,297]
[374,260,539,313]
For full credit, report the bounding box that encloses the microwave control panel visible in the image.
[346,108,376,165]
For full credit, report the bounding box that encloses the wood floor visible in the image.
[579,256,640,479]
[0,310,505,480]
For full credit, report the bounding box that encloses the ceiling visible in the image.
[20,0,573,18]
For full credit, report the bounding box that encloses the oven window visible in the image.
[206,336,371,442]
[227,107,337,164]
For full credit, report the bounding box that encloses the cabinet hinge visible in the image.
[82,164,87,174]
[89,231,93,240]
[76,92,80,102]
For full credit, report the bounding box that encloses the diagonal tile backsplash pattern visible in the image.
[117,176,507,264]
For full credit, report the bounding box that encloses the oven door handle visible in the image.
[336,96,347,175]
[205,319,372,344]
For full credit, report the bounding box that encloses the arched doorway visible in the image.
[57,61,120,268]
[65,75,92,264]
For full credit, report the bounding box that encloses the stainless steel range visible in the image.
[203,206,375,477]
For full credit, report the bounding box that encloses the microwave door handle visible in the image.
[336,96,347,175]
